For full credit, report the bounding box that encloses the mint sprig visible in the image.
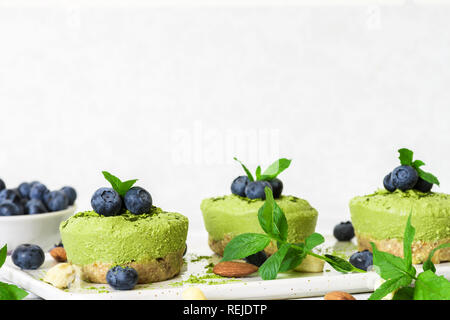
[233,158,292,182]
[0,245,28,300]
[397,148,440,186]
[102,171,138,197]
[222,187,365,280]
[233,158,255,182]
[369,213,450,300]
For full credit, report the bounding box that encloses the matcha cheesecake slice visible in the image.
[60,207,188,284]
[350,189,450,264]
[202,158,319,256]
[350,148,449,264]
[201,194,318,256]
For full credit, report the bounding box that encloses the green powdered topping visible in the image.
[189,255,212,263]
[169,274,240,287]
[204,263,215,273]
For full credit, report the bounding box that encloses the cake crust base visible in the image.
[76,248,185,284]
[356,235,450,264]
[208,234,278,257]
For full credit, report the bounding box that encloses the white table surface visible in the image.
[0,232,444,300]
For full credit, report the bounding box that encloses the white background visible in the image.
[0,1,449,236]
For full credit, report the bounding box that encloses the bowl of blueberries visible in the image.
[0,178,77,252]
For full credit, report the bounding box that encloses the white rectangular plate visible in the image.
[1,234,449,300]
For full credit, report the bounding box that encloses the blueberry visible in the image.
[333,221,355,241]
[124,187,152,215]
[383,173,396,192]
[106,266,138,290]
[0,189,21,204]
[29,183,49,202]
[231,176,249,197]
[12,244,45,270]
[349,250,373,271]
[20,197,29,207]
[414,177,433,193]
[268,178,283,198]
[18,182,31,199]
[391,165,418,191]
[60,186,77,205]
[245,181,272,200]
[45,191,69,212]
[25,199,48,215]
[244,250,268,267]
[91,187,123,216]
[0,200,24,216]
[0,179,5,191]
[29,181,41,189]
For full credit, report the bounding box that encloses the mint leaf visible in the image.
[413,270,450,300]
[260,158,292,181]
[323,254,364,273]
[222,233,271,262]
[259,243,290,280]
[412,160,425,168]
[102,171,122,191]
[403,213,415,271]
[369,275,412,300]
[0,282,28,300]
[278,244,307,272]
[257,189,275,238]
[257,188,287,241]
[304,233,325,251]
[371,242,415,280]
[0,245,6,269]
[392,286,415,300]
[118,179,139,196]
[423,243,450,273]
[272,200,288,242]
[102,171,138,197]
[255,166,262,181]
[398,148,414,166]
[233,158,255,182]
[416,168,440,186]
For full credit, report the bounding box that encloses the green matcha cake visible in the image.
[60,207,188,284]
[201,194,318,256]
[350,189,450,264]
[201,157,318,256]
[350,149,449,264]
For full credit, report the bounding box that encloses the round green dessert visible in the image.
[201,194,318,256]
[350,189,450,264]
[60,207,189,284]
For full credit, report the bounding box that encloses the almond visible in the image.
[50,247,67,262]
[324,291,356,300]
[213,261,258,278]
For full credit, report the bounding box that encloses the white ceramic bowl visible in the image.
[0,205,76,253]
